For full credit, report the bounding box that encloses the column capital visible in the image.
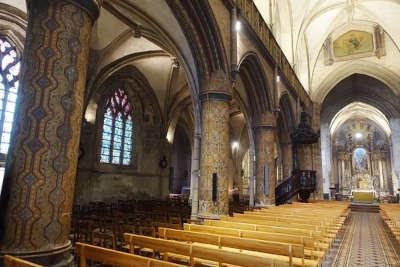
[254,112,276,130]
[201,71,232,97]
[200,92,232,102]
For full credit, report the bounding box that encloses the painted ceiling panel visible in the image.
[255,0,400,100]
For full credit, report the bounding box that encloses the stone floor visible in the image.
[323,212,400,267]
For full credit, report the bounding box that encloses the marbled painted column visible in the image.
[0,1,100,265]
[198,93,230,218]
[255,113,276,205]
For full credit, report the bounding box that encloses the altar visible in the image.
[351,173,376,203]
[351,189,375,203]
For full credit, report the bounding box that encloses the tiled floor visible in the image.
[323,212,400,267]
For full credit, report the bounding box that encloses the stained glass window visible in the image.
[0,37,20,155]
[100,88,133,165]
[0,37,20,194]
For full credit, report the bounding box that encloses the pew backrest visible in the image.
[4,256,42,267]
[159,227,305,260]
[203,220,318,238]
[124,233,190,256]
[159,227,220,245]
[191,243,287,267]
[75,242,182,267]
[124,233,290,267]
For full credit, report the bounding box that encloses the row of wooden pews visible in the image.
[4,201,349,267]
[3,244,183,267]
[122,201,349,267]
[380,203,400,242]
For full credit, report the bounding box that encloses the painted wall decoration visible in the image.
[353,147,368,172]
[333,30,374,58]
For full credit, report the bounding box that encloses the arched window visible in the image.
[0,37,20,154]
[100,88,133,165]
[0,37,20,194]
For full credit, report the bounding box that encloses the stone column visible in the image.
[248,147,256,208]
[190,132,201,219]
[281,142,292,179]
[255,113,276,205]
[320,123,331,196]
[311,102,323,198]
[0,1,100,265]
[198,91,231,218]
[390,118,400,194]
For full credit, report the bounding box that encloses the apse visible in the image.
[323,101,395,199]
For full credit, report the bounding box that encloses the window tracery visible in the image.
[0,37,20,155]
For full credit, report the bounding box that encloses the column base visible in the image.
[255,201,275,208]
[198,200,229,218]
[197,213,224,220]
[0,242,73,267]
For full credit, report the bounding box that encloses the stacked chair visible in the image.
[72,199,191,249]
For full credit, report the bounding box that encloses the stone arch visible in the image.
[166,0,229,79]
[0,3,27,52]
[320,73,400,195]
[321,74,400,123]
[98,1,203,144]
[276,93,296,181]
[312,61,400,103]
[93,65,162,126]
[237,52,273,122]
[278,93,296,132]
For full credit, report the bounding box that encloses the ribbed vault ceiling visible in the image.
[254,0,400,101]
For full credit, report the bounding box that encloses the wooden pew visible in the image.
[124,233,289,267]
[75,242,182,267]
[241,211,343,226]
[191,243,286,267]
[201,221,331,246]
[220,216,337,240]
[184,223,327,256]
[235,213,343,234]
[380,204,400,241]
[3,256,42,267]
[159,227,321,267]
[233,213,341,231]
[204,220,318,237]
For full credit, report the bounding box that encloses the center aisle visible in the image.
[323,212,400,267]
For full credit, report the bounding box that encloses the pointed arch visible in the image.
[167,0,229,78]
[237,52,273,122]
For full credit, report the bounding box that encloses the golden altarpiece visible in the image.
[332,119,393,197]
